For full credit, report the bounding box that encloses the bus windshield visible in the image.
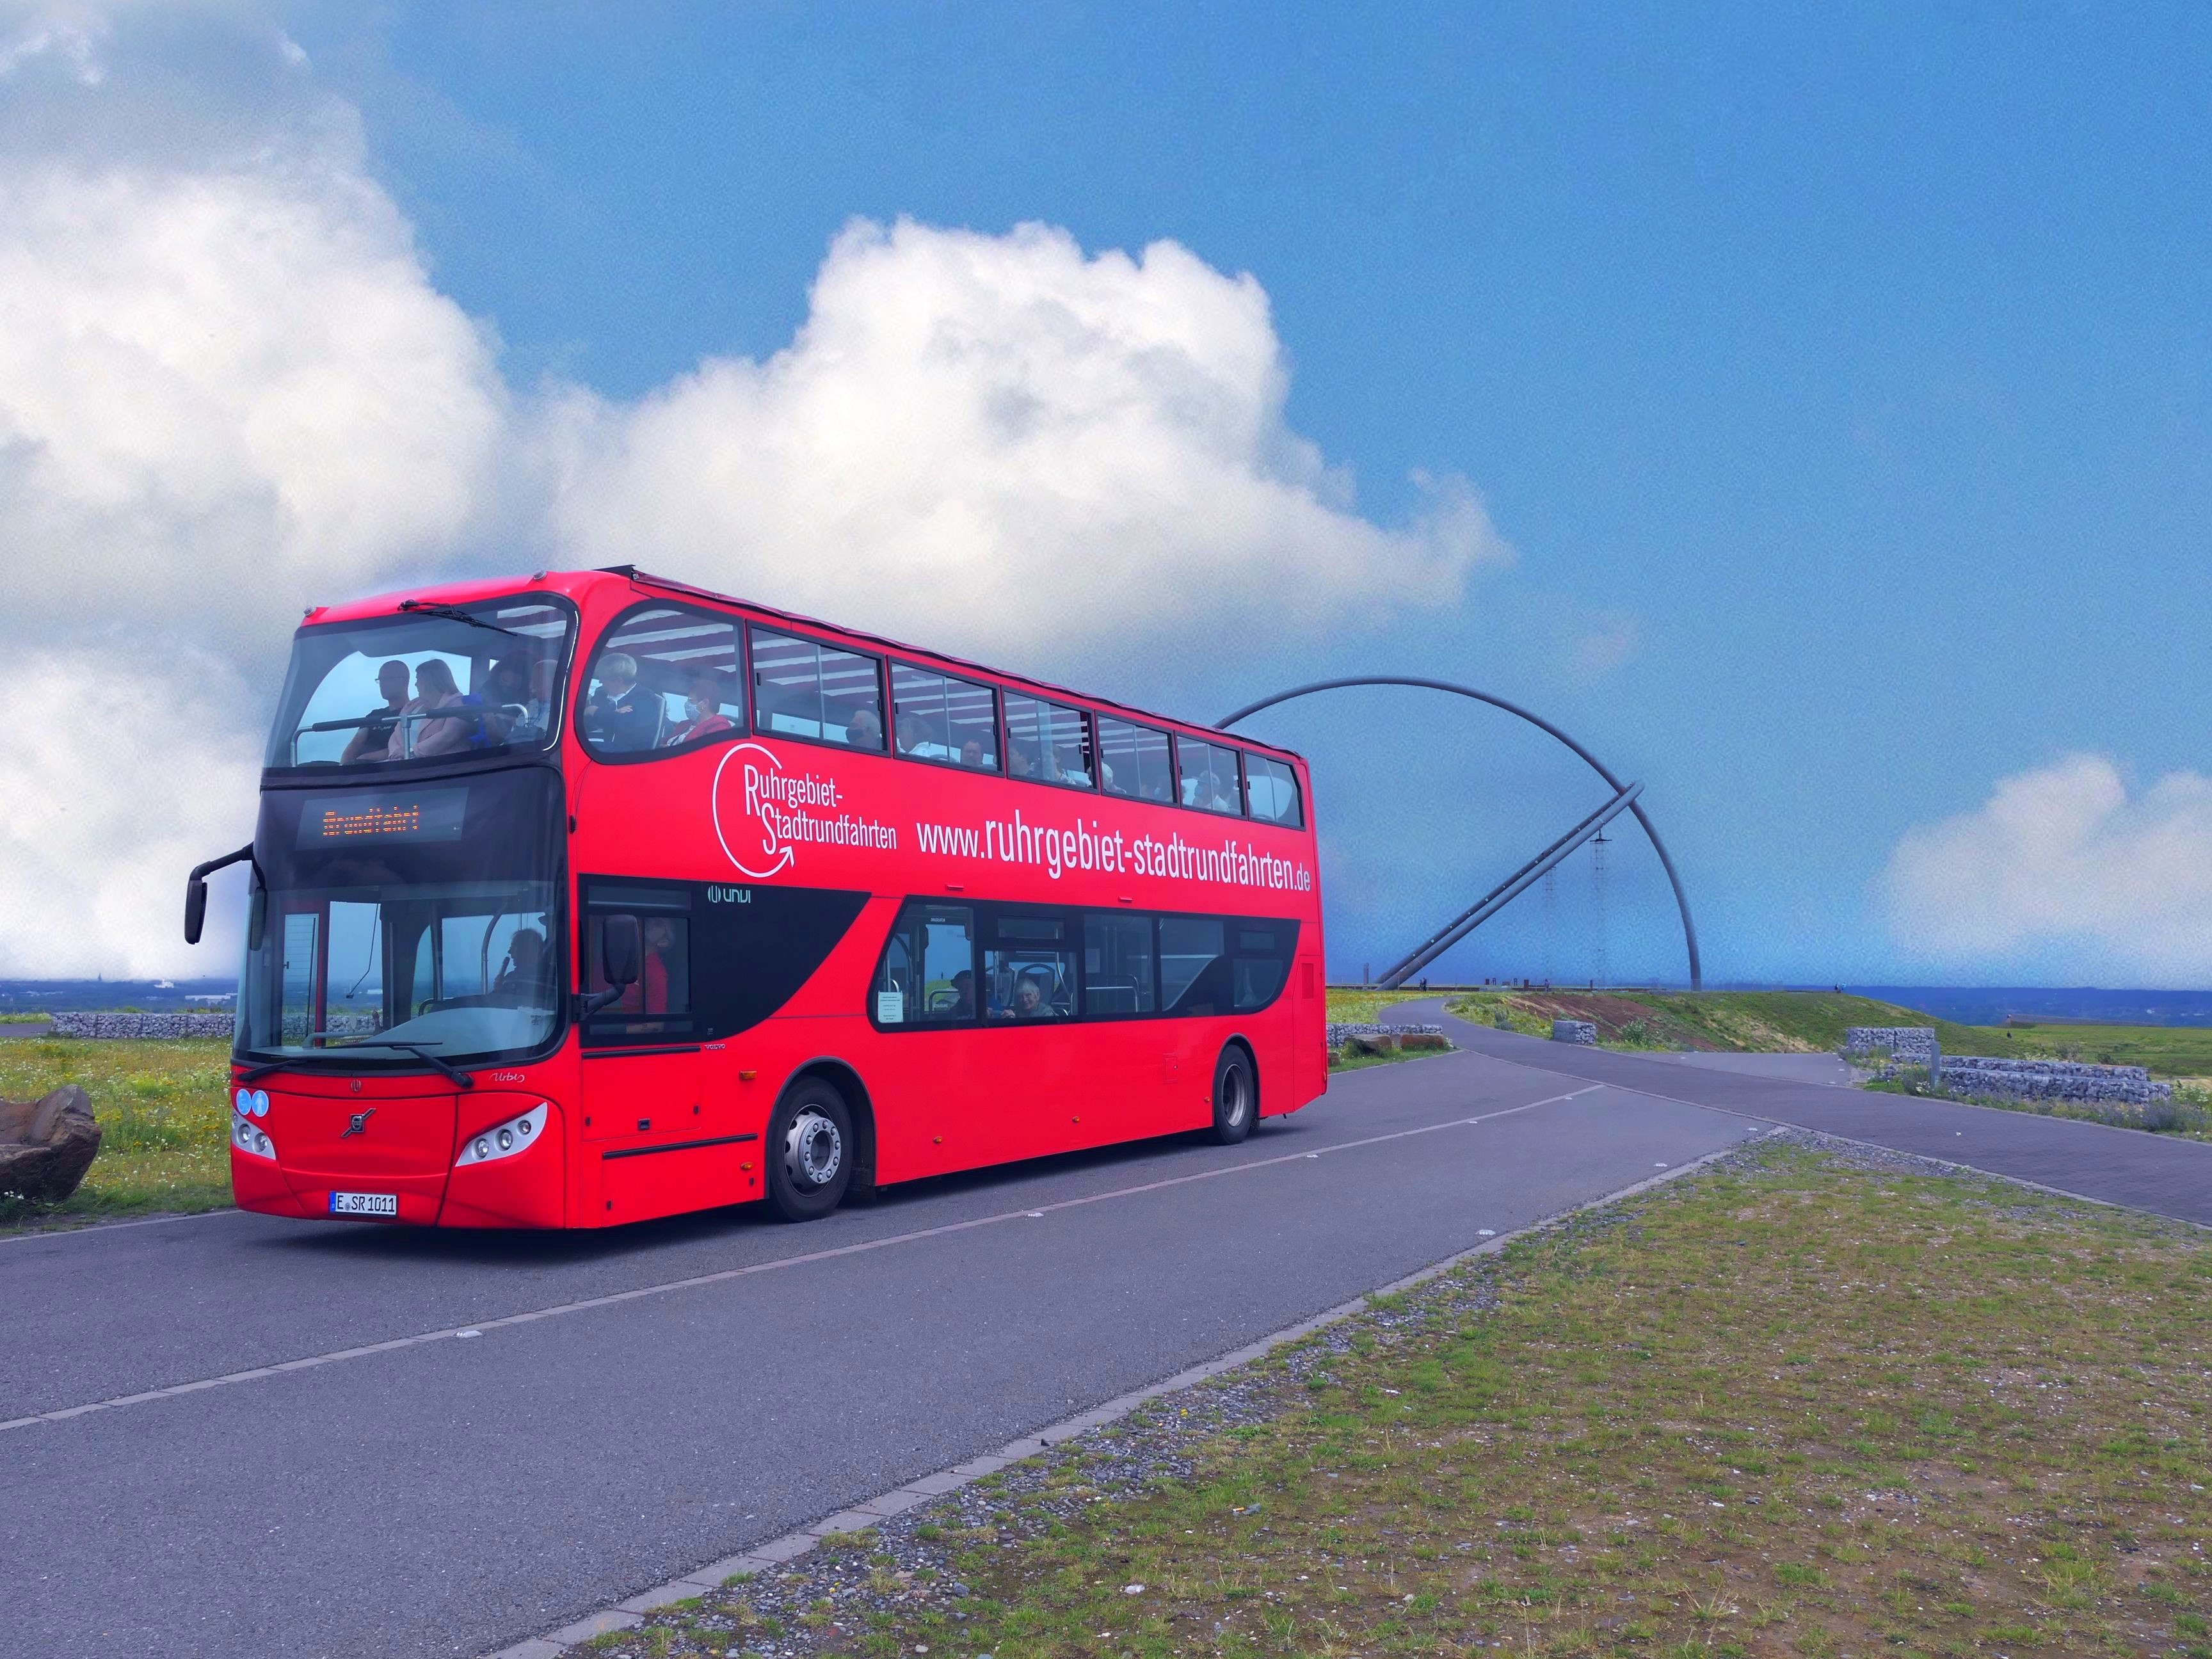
[238,768,566,1068]
[267,595,575,769]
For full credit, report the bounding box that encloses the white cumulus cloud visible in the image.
[543,218,1506,666]
[0,643,261,977]
[1880,753,2212,983]
[0,154,509,647]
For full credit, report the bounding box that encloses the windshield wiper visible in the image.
[241,1038,477,1088]
[237,1055,330,1084]
[395,599,522,638]
[318,1035,477,1089]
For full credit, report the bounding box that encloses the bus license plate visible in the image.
[330,1192,399,1219]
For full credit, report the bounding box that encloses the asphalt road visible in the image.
[3,1049,1761,1659]
[7,1019,2203,1659]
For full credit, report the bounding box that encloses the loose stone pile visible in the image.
[49,1011,234,1039]
[1551,1020,1597,1045]
[1939,1055,2172,1106]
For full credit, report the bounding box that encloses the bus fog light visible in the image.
[457,1103,549,1168]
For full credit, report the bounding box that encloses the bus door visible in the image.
[980,911,1086,1157]
[1079,910,1164,1141]
[578,882,727,1224]
[872,901,986,1176]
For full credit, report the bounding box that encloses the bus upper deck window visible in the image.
[1245,755,1303,828]
[892,663,1000,771]
[1176,737,1243,815]
[1096,717,1174,803]
[267,597,573,769]
[581,604,743,757]
[1004,694,1094,789]
[753,627,885,751]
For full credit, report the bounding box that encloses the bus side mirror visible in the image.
[184,844,255,947]
[600,914,642,990]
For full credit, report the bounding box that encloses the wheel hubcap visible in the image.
[784,1109,842,1189]
[1223,1069,1249,1125]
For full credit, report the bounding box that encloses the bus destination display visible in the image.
[296,787,468,847]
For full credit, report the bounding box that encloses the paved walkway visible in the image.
[1411,1001,2212,1226]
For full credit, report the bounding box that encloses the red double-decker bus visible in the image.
[187,567,1327,1228]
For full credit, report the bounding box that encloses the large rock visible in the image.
[0,1086,104,1201]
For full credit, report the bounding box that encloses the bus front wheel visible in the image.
[1210,1045,1256,1145]
[767,1078,854,1222]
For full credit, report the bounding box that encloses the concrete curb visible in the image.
[483,1133,1758,1658]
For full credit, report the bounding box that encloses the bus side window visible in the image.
[1231,924,1297,1011]
[872,901,975,1025]
[582,884,694,1039]
[984,911,1077,1018]
[1096,717,1173,803]
[1004,693,1094,789]
[1244,755,1303,828]
[1083,913,1156,1016]
[1175,737,1243,815]
[892,664,1000,771]
[582,604,742,757]
[753,627,885,751]
[1159,916,1228,1016]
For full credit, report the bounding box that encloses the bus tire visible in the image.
[1210,1044,1256,1145]
[767,1077,853,1222]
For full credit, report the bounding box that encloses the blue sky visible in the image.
[3,2,2208,984]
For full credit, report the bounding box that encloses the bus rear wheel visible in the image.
[767,1078,853,1222]
[1210,1045,1256,1145]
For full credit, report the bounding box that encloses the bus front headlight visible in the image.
[232,1113,277,1160]
[456,1103,549,1167]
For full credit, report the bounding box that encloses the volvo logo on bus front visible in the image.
[341,1109,376,1139]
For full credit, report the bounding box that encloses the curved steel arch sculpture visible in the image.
[1216,676,1703,990]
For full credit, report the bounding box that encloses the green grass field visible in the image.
[602,1142,2212,1659]
[0,1037,232,1226]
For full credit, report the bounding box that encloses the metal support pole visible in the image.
[1377,783,1642,987]
[1217,676,1702,989]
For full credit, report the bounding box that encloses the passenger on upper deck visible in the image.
[666,675,736,745]
[384,659,481,758]
[844,706,882,749]
[523,659,559,737]
[482,657,532,739]
[342,661,411,762]
[584,653,661,751]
